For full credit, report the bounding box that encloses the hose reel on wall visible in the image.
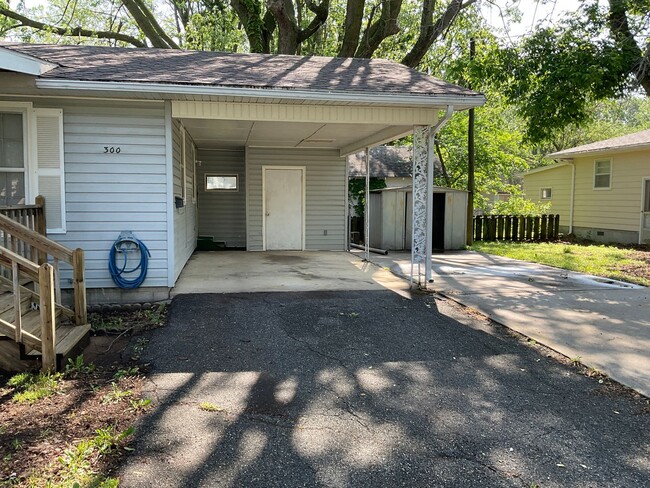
[109,231,150,289]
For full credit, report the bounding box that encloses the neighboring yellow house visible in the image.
[523,129,650,244]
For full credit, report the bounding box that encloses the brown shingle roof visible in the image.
[548,128,650,158]
[2,43,481,98]
[348,146,441,178]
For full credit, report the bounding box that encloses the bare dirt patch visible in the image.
[617,249,650,285]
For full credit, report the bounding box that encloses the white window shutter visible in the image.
[34,108,66,233]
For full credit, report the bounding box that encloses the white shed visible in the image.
[369,186,468,251]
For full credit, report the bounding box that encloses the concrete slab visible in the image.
[362,250,650,398]
[172,251,411,297]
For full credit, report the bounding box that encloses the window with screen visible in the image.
[594,159,611,189]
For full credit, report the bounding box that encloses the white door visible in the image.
[264,168,304,250]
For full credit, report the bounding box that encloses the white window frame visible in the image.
[0,102,31,204]
[206,174,239,192]
[540,187,552,200]
[593,158,612,190]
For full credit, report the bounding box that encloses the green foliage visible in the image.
[113,366,140,380]
[100,382,132,405]
[57,426,135,480]
[348,177,387,218]
[8,371,62,404]
[199,401,224,412]
[486,196,551,217]
[129,398,152,412]
[89,314,125,333]
[65,355,96,377]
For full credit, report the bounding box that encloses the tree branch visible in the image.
[401,0,478,68]
[266,0,300,54]
[355,0,404,58]
[298,0,329,43]
[121,0,179,49]
[0,6,147,47]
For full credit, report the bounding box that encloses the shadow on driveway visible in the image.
[118,290,650,487]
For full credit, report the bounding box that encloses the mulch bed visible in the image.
[0,370,145,486]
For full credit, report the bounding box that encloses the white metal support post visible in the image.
[364,147,370,261]
[411,106,454,287]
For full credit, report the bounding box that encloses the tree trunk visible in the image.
[355,0,403,58]
[230,0,274,53]
[267,0,300,54]
[338,0,366,57]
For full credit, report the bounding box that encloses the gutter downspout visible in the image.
[568,160,576,235]
[424,105,454,285]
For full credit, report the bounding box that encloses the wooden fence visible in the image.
[473,214,560,242]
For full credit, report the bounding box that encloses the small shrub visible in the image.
[487,196,551,217]
[129,398,152,412]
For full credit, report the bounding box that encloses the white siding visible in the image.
[197,149,246,247]
[246,147,346,250]
[172,120,198,280]
[34,100,169,289]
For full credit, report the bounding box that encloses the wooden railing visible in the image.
[0,200,86,371]
[473,214,561,242]
[0,247,57,369]
[0,195,47,262]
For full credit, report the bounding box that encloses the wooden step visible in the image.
[26,324,91,361]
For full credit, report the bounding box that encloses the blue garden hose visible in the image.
[108,233,150,289]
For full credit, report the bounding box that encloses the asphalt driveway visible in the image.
[118,290,649,487]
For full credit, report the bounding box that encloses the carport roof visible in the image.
[0,43,484,105]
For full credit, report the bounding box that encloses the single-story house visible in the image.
[349,146,413,188]
[0,43,484,301]
[523,129,650,244]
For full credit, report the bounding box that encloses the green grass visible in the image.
[469,241,649,287]
[7,372,62,404]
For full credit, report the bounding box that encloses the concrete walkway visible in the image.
[365,250,650,398]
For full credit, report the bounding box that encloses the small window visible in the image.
[540,188,552,199]
[643,180,650,212]
[594,159,611,189]
[206,174,238,191]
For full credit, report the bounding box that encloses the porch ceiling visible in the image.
[180,117,411,153]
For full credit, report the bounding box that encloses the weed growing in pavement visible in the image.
[570,356,582,366]
[199,402,224,412]
[8,372,62,404]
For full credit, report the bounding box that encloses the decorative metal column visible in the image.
[364,147,370,261]
[411,126,430,286]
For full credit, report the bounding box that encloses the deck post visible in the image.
[72,248,87,326]
[39,263,56,372]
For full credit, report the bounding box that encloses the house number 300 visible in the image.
[103,146,121,154]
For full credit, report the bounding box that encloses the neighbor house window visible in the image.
[206,174,238,191]
[0,112,26,206]
[594,159,611,189]
[540,188,552,199]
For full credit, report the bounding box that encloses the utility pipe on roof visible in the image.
[424,105,454,284]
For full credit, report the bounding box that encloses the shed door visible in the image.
[264,168,303,250]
